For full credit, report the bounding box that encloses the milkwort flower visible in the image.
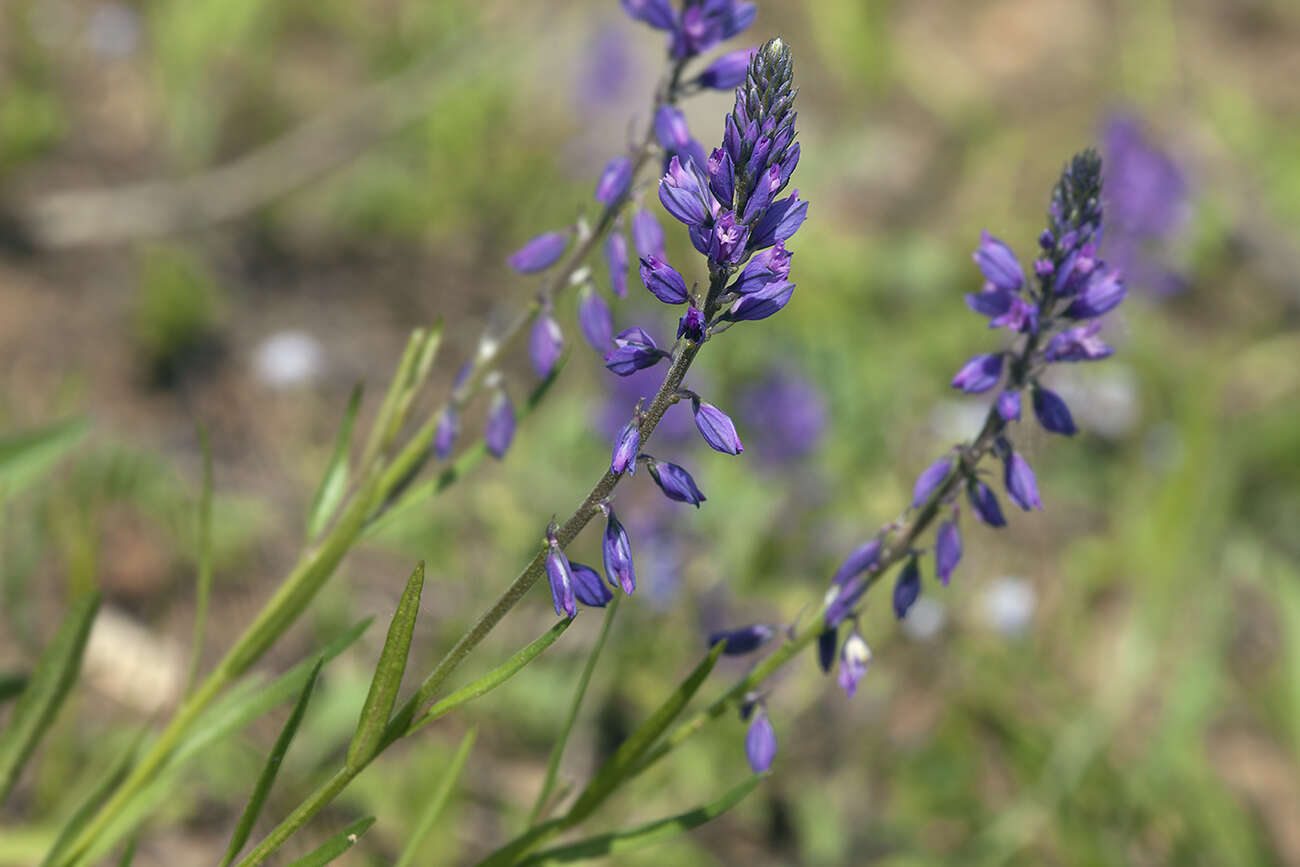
[645,456,707,506]
[507,231,569,274]
[529,304,564,377]
[602,505,636,594]
[485,386,516,459]
[605,327,671,376]
[837,631,871,698]
[708,623,776,655]
[745,705,776,773]
[544,528,577,618]
[621,0,757,62]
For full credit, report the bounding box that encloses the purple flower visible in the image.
[529,310,564,377]
[996,389,1022,422]
[973,231,1024,292]
[595,156,633,206]
[825,575,867,628]
[570,562,614,608]
[745,709,776,774]
[604,231,629,298]
[603,507,635,594]
[620,0,675,30]
[434,406,458,461]
[749,191,807,250]
[965,288,1016,319]
[1103,114,1189,240]
[697,47,755,90]
[1032,386,1077,436]
[892,556,922,620]
[1004,451,1043,511]
[837,631,872,698]
[723,279,795,322]
[912,457,952,509]
[707,147,736,208]
[485,390,515,459]
[731,243,791,295]
[677,305,706,343]
[692,398,743,455]
[738,368,826,463]
[577,285,613,350]
[647,458,706,507]
[545,541,577,618]
[951,353,1004,394]
[708,623,775,656]
[1064,268,1126,319]
[1045,321,1114,363]
[708,211,750,265]
[639,255,690,305]
[654,106,693,153]
[817,627,838,673]
[631,209,665,260]
[605,327,669,376]
[966,480,1006,527]
[741,165,781,225]
[507,231,567,273]
[659,155,715,227]
[611,420,640,476]
[832,539,881,586]
[935,520,961,585]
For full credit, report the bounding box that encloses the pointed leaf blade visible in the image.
[0,418,88,496]
[394,728,477,867]
[306,384,362,541]
[283,816,375,867]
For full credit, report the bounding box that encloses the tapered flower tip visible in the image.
[611,420,641,476]
[832,539,881,586]
[604,327,668,376]
[935,520,962,586]
[745,710,777,774]
[911,457,952,509]
[545,546,577,618]
[817,626,838,673]
[967,480,1007,527]
[660,155,715,228]
[604,231,630,297]
[570,562,614,608]
[529,311,564,378]
[485,390,516,460]
[708,623,776,656]
[837,631,872,698]
[647,458,707,507]
[434,406,458,461]
[602,508,636,594]
[507,231,568,273]
[724,279,795,322]
[951,353,1005,394]
[749,190,807,250]
[892,557,922,620]
[577,285,613,351]
[595,156,633,206]
[639,255,690,305]
[973,231,1025,292]
[692,399,743,455]
[1032,386,1077,436]
[1004,452,1043,511]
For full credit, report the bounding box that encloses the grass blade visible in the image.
[306,384,363,542]
[394,727,477,867]
[40,730,146,867]
[186,426,215,695]
[283,816,375,867]
[347,562,425,769]
[114,837,136,867]
[0,590,101,802]
[403,617,574,739]
[219,659,324,867]
[529,596,620,826]
[517,775,764,865]
[0,418,88,497]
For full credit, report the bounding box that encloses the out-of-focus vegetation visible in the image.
[2,0,1299,864]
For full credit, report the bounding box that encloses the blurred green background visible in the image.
[2,0,1300,864]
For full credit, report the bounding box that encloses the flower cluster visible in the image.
[621,0,756,62]
[810,150,1127,723]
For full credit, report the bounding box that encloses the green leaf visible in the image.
[282,816,374,867]
[219,659,323,867]
[517,775,764,865]
[186,426,215,695]
[347,562,424,769]
[403,617,573,739]
[40,731,145,867]
[0,673,27,704]
[0,590,101,802]
[394,727,477,867]
[114,837,136,867]
[0,418,88,498]
[306,384,363,541]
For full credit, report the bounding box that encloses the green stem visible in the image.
[232,768,353,867]
[528,596,621,826]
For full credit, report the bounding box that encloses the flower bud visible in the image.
[1003,451,1043,511]
[745,709,777,774]
[1032,385,1077,436]
[604,230,629,298]
[544,539,577,618]
[434,406,458,461]
[594,156,633,206]
[892,556,922,620]
[507,231,568,273]
[966,479,1007,527]
[529,309,564,378]
[638,256,690,305]
[577,285,613,351]
[708,623,775,656]
[631,209,665,260]
[485,389,515,459]
[692,398,743,455]
[911,457,952,509]
[646,458,707,507]
[602,507,636,594]
[610,421,640,476]
[837,631,872,698]
[951,353,1004,394]
[973,231,1025,292]
[935,520,962,585]
[570,561,613,608]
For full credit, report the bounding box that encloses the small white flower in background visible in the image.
[981,575,1037,637]
[1051,363,1140,440]
[901,597,946,642]
[253,331,324,388]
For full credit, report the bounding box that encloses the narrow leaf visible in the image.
[115,837,136,867]
[186,426,215,695]
[385,323,444,449]
[404,617,573,739]
[394,728,477,867]
[567,641,726,823]
[0,418,88,496]
[0,673,26,704]
[40,731,146,867]
[518,775,763,865]
[358,329,425,472]
[283,816,375,867]
[219,659,323,867]
[0,590,101,802]
[347,562,425,769]
[306,384,363,541]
